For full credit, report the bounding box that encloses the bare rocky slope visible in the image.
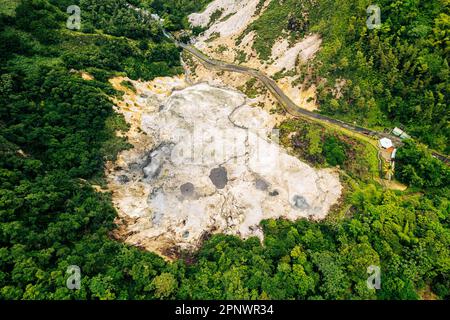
[106,75,341,259]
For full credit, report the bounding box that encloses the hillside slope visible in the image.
[0,0,448,301]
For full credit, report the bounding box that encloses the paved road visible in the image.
[179,43,396,138]
[174,40,450,164]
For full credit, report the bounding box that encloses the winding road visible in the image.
[162,29,450,165]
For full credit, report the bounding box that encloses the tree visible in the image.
[151,273,178,299]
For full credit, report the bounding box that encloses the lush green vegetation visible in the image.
[181,184,449,300]
[242,0,449,154]
[396,139,450,189]
[147,0,212,31]
[0,0,20,16]
[238,0,309,60]
[311,0,450,154]
[0,0,449,300]
[0,0,195,300]
[279,120,379,181]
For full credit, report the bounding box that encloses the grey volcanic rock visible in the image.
[143,144,172,179]
[292,195,310,210]
[107,81,342,257]
[269,190,279,197]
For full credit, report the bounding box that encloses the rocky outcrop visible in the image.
[107,77,342,259]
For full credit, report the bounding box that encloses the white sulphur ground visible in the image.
[107,76,342,258]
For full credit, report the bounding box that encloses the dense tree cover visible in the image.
[76,0,159,39]
[0,0,449,300]
[147,0,212,31]
[0,0,194,300]
[240,0,449,154]
[311,0,450,154]
[395,139,450,189]
[0,57,173,300]
[323,137,346,167]
[3,0,186,81]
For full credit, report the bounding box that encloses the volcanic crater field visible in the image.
[107,77,342,258]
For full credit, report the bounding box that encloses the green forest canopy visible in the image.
[242,0,449,154]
